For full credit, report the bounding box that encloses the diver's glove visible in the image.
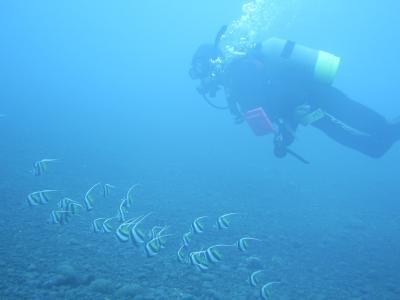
[273,120,295,159]
[273,134,287,158]
[234,115,245,124]
[273,120,310,164]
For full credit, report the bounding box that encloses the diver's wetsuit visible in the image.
[224,54,400,158]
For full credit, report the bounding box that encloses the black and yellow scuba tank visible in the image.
[260,38,341,86]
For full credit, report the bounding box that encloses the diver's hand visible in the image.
[273,134,287,158]
[234,115,244,124]
[277,120,295,146]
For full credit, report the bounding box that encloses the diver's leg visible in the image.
[312,116,389,158]
[313,86,391,136]
[310,86,396,157]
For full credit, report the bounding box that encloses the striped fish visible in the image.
[177,245,189,264]
[33,159,59,176]
[114,216,142,242]
[115,221,134,243]
[216,213,238,230]
[58,198,74,209]
[182,231,192,247]
[126,184,140,208]
[191,216,208,234]
[260,282,281,300]
[189,251,209,272]
[58,198,81,211]
[118,198,128,222]
[249,270,264,287]
[204,244,233,264]
[149,226,164,239]
[102,217,118,233]
[236,237,262,252]
[84,182,101,211]
[145,234,173,258]
[92,218,106,233]
[103,184,115,198]
[129,213,152,247]
[154,226,169,249]
[27,190,59,207]
[67,202,83,215]
[49,210,71,225]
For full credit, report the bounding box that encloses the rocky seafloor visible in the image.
[1,170,400,300]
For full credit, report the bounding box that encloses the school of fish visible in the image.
[27,158,281,299]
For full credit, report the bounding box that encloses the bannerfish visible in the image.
[49,210,71,225]
[177,245,189,264]
[182,231,192,247]
[191,216,208,234]
[145,234,173,258]
[189,251,209,272]
[260,282,281,300]
[102,217,118,233]
[126,184,140,208]
[84,182,101,211]
[115,216,142,243]
[58,198,82,215]
[67,201,83,215]
[103,184,116,198]
[33,159,59,176]
[249,270,265,287]
[205,244,233,264]
[216,213,238,230]
[92,218,106,233]
[236,237,262,252]
[130,213,152,247]
[115,221,134,242]
[27,190,59,207]
[118,198,128,222]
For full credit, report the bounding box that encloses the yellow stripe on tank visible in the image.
[314,50,341,85]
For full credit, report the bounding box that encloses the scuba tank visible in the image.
[260,38,340,85]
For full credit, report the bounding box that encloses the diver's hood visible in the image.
[189,25,227,80]
[189,44,222,80]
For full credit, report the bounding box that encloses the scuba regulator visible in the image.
[189,25,229,110]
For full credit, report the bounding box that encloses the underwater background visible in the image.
[1,0,399,299]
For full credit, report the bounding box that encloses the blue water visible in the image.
[1,1,399,299]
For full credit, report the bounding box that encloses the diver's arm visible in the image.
[224,88,244,124]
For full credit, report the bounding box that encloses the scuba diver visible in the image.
[189,26,400,163]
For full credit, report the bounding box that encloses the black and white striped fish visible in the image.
[115,220,135,242]
[204,244,233,264]
[145,233,173,258]
[84,182,101,211]
[103,184,116,198]
[249,270,265,287]
[49,210,71,225]
[191,216,208,234]
[33,159,59,176]
[182,231,192,247]
[118,198,128,222]
[189,251,209,272]
[126,184,140,209]
[102,217,118,233]
[177,245,189,264]
[92,218,106,233]
[27,190,60,207]
[216,213,238,230]
[260,281,281,300]
[236,237,262,252]
[130,213,152,247]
